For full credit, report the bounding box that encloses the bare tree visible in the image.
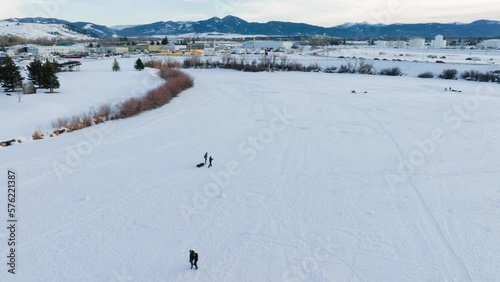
[259,55,271,71]
[279,55,289,70]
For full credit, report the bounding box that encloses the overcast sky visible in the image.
[2,0,499,26]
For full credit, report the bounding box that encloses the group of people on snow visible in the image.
[203,152,214,168]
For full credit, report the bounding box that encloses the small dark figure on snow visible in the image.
[189,250,198,269]
[204,152,208,164]
[208,156,214,168]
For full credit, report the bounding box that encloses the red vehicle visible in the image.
[62,55,85,59]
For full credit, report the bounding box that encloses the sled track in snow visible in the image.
[330,95,472,281]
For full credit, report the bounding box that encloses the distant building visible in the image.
[409,38,425,49]
[187,43,205,51]
[241,40,294,51]
[478,39,500,49]
[95,46,129,54]
[162,43,177,52]
[27,45,86,56]
[396,41,408,49]
[432,35,447,49]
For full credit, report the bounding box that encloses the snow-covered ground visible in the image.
[0,58,164,140]
[1,61,500,281]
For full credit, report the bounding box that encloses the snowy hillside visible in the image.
[1,59,499,281]
[0,21,93,40]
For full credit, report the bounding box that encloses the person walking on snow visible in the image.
[208,156,214,168]
[204,152,208,164]
[189,250,198,269]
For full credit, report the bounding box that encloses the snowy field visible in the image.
[1,60,500,281]
[0,59,164,139]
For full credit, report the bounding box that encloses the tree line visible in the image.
[0,57,60,93]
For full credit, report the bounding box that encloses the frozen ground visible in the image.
[0,58,164,139]
[0,64,500,281]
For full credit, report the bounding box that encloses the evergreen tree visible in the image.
[27,59,44,87]
[41,59,60,93]
[134,58,145,71]
[150,40,155,45]
[0,59,4,84]
[161,37,169,45]
[88,42,94,48]
[112,58,120,72]
[0,56,23,92]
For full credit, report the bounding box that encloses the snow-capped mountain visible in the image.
[0,18,116,39]
[1,16,499,39]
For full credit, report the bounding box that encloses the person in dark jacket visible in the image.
[204,152,208,164]
[208,156,214,168]
[189,250,198,269]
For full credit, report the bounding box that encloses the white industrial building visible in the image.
[241,40,294,51]
[396,41,407,48]
[431,35,447,49]
[478,39,500,49]
[27,45,86,56]
[409,38,425,49]
[382,41,407,48]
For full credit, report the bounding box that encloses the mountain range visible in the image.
[1,16,499,39]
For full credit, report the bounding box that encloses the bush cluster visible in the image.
[460,70,498,82]
[418,72,434,78]
[115,64,194,119]
[378,67,403,76]
[438,69,458,80]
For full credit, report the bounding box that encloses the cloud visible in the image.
[0,1,25,20]
[3,0,499,26]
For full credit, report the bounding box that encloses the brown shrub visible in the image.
[118,98,143,118]
[33,130,45,140]
[164,58,182,68]
[81,113,93,128]
[142,84,173,110]
[53,128,66,135]
[65,116,81,132]
[93,103,112,124]
[158,67,184,79]
[52,117,70,129]
[167,75,194,96]
[144,59,163,69]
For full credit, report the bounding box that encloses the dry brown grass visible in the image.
[53,128,66,136]
[32,130,45,140]
[92,104,112,124]
[117,98,143,119]
[52,117,70,129]
[163,58,182,68]
[81,113,93,128]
